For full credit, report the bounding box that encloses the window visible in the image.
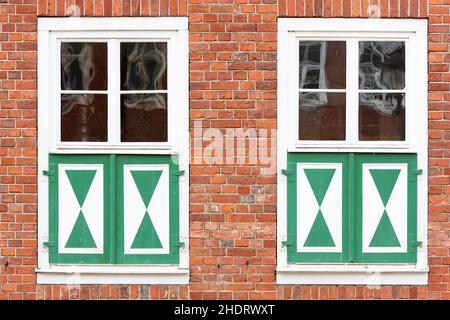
[37,18,189,284]
[277,19,428,285]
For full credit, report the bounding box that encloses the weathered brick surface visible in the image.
[0,0,449,299]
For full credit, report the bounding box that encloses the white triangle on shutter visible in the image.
[296,162,342,253]
[123,164,170,255]
[57,163,104,254]
[362,163,408,253]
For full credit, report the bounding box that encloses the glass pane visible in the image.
[299,41,346,89]
[121,42,167,91]
[359,93,405,141]
[61,94,108,142]
[121,94,168,142]
[61,43,107,90]
[359,41,405,90]
[299,92,346,140]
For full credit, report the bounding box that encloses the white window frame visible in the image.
[37,17,189,284]
[277,18,428,285]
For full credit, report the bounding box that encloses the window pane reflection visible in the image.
[60,42,107,91]
[359,41,405,90]
[299,41,346,89]
[61,94,108,142]
[359,93,405,141]
[121,94,168,142]
[299,92,346,140]
[120,42,167,91]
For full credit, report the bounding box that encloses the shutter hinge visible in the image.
[411,241,423,248]
[173,241,185,249]
[171,241,186,253]
[43,165,56,182]
[412,169,423,175]
[43,241,55,247]
[281,169,294,181]
[171,169,185,182]
[281,240,292,247]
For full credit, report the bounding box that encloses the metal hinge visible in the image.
[281,240,292,247]
[171,241,186,253]
[171,169,185,182]
[281,169,294,181]
[43,241,55,248]
[411,241,423,248]
[409,169,423,182]
[43,165,56,182]
[173,241,185,249]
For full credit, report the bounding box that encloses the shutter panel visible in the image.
[286,153,348,263]
[116,155,179,264]
[354,154,417,263]
[48,154,111,264]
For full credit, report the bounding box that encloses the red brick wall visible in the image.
[1,0,450,300]
[37,0,187,16]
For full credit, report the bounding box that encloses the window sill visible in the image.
[276,265,428,285]
[36,266,189,284]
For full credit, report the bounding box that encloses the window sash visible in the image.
[50,31,179,149]
[292,34,413,149]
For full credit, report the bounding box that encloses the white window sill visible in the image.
[277,265,428,285]
[36,266,189,284]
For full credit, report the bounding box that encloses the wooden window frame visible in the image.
[37,17,189,284]
[277,18,428,285]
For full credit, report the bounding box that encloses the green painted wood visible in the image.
[354,153,417,263]
[109,154,116,264]
[64,170,98,249]
[369,169,400,206]
[348,153,355,262]
[303,210,336,247]
[48,154,111,264]
[369,210,401,248]
[131,170,162,207]
[286,152,348,263]
[116,155,180,264]
[286,152,418,264]
[131,213,163,249]
[65,210,97,248]
[304,169,336,206]
[129,170,164,249]
[65,170,97,207]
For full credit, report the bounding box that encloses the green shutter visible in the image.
[116,155,180,264]
[286,153,349,263]
[286,152,418,264]
[48,154,182,265]
[48,154,111,264]
[354,153,418,263]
